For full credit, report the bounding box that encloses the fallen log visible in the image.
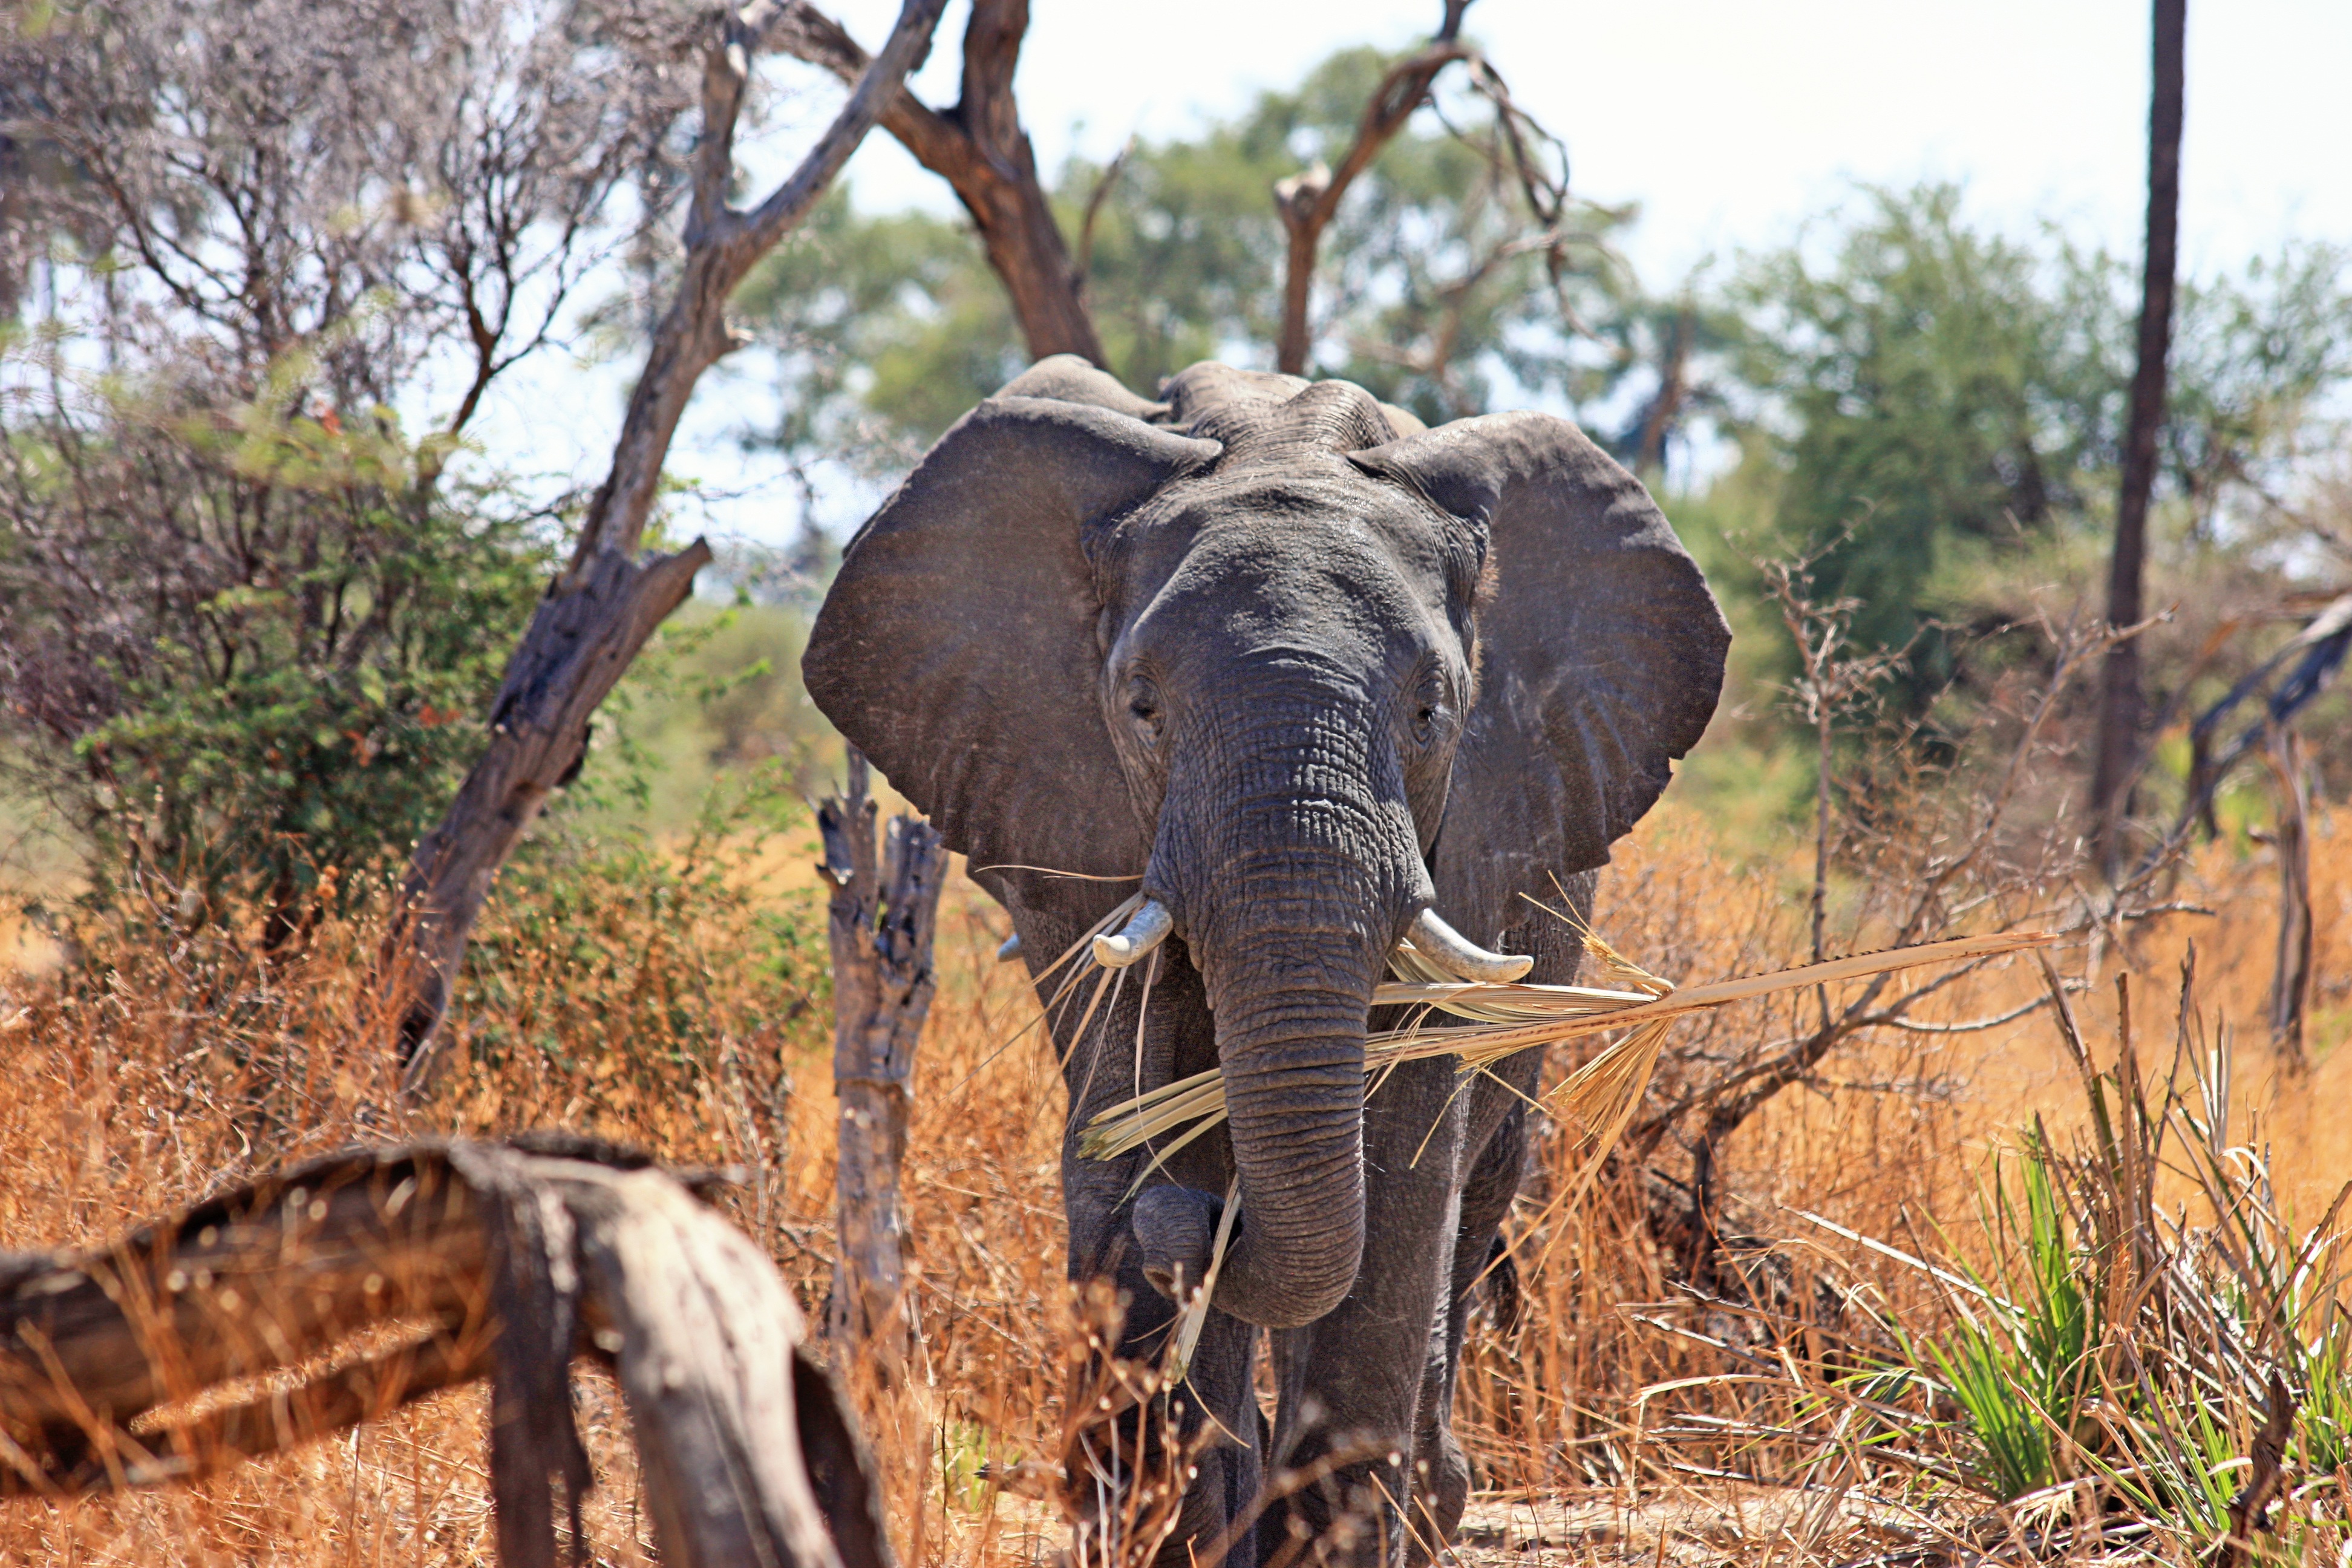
[0,1137,889,1568]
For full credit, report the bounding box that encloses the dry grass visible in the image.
[0,797,2345,1565]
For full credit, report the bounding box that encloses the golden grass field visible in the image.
[0,798,2345,1566]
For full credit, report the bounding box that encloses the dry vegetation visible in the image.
[0,792,2347,1566]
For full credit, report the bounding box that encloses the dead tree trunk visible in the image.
[1273,1,1472,375]
[0,1138,892,1568]
[379,0,949,1083]
[818,750,948,1371]
[774,0,1105,365]
[2089,0,2186,878]
[2261,728,2313,1063]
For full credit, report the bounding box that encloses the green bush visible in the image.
[1,359,552,944]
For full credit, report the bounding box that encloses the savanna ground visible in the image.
[1,785,2346,1568]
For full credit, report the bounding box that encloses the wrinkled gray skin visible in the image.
[805,359,1727,1567]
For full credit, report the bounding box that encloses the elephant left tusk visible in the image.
[1093,898,1173,969]
[1402,907,1534,983]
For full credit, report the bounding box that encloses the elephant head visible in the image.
[803,358,1728,1328]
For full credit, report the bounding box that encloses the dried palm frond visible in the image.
[1077,929,2061,1172]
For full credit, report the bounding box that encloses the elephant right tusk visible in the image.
[996,932,1023,963]
[1093,899,1173,969]
[1403,907,1534,983]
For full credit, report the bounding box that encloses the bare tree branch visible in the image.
[771,0,1105,364]
[382,0,949,1079]
[1272,4,1472,376]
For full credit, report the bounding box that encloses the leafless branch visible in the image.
[771,0,1104,362]
[382,0,948,1075]
[1272,4,1472,375]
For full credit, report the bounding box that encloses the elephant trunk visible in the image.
[1195,912,1382,1327]
[1147,681,1425,1328]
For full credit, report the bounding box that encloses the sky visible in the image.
[831,0,2350,284]
[467,0,2352,552]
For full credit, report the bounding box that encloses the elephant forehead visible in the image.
[1129,463,1453,578]
[1123,521,1447,667]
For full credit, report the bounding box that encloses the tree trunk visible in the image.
[819,750,948,1371]
[775,0,1105,365]
[378,0,949,1082]
[2261,728,2312,1064]
[2089,0,2186,878]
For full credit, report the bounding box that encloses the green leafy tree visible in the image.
[1726,183,2351,704]
[1731,185,2129,682]
[0,362,553,947]
[0,0,702,949]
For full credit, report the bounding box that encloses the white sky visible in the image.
[838,0,2351,281]
[468,0,2352,551]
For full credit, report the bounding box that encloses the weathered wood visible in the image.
[377,0,949,1079]
[2261,728,2313,1062]
[818,751,948,1370]
[771,0,1105,365]
[2088,0,2186,876]
[1273,1,1471,375]
[0,1139,893,1568]
[0,1145,491,1488]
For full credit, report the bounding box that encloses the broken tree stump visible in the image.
[818,748,948,1372]
[0,1137,890,1568]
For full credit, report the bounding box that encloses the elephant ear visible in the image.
[1350,413,1728,912]
[804,395,1220,910]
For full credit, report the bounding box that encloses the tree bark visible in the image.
[0,1139,892,1568]
[774,0,1104,365]
[2261,728,2311,1063]
[379,0,949,1081]
[818,750,948,1373]
[2089,0,2186,879]
[1272,1,1472,376]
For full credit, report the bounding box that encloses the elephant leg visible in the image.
[1408,1089,1534,1564]
[1260,1056,1469,1568]
[1026,912,1263,1568]
[1396,894,1585,1560]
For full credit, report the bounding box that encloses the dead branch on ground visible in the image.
[0,1137,890,1568]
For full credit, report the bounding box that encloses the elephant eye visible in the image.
[1411,671,1448,745]
[1127,676,1165,746]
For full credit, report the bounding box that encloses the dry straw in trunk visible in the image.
[1071,925,2062,1183]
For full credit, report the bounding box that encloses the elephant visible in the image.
[803,356,1728,1568]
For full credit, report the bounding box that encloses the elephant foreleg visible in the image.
[1409,1096,1531,1563]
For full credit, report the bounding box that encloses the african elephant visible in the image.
[803,357,1727,1567]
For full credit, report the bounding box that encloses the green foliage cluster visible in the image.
[452,771,828,1103]
[1726,185,2352,704]
[579,598,844,837]
[0,356,552,942]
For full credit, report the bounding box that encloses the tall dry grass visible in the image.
[0,795,2344,1564]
